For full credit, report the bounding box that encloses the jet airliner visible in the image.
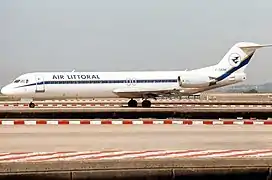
[1,42,271,108]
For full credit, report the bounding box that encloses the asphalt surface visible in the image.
[1,125,272,152]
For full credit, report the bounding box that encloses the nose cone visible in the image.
[1,86,10,95]
[1,86,6,95]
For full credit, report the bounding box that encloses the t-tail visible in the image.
[210,42,272,82]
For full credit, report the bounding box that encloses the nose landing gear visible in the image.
[29,102,35,108]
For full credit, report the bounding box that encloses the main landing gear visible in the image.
[128,99,151,108]
[29,102,35,108]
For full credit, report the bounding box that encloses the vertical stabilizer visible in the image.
[214,42,272,81]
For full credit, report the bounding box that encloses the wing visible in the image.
[112,87,181,98]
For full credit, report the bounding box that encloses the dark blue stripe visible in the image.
[215,53,254,81]
[15,79,178,88]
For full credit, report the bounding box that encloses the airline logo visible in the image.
[228,53,241,67]
[52,74,100,80]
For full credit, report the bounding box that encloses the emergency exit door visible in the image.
[35,76,45,93]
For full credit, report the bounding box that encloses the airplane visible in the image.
[1,42,271,108]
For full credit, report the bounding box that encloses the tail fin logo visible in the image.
[228,53,241,67]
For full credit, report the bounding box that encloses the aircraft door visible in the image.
[177,76,182,86]
[35,75,45,93]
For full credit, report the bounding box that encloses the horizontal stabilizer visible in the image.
[238,43,272,49]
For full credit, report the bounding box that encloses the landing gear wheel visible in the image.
[29,102,35,108]
[128,99,138,107]
[142,100,151,108]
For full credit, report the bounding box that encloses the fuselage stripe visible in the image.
[15,79,178,88]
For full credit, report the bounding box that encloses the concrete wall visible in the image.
[0,158,271,180]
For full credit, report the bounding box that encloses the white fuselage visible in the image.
[2,41,270,102]
[1,70,245,100]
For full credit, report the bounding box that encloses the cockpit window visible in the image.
[13,79,29,83]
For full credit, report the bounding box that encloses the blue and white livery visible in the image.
[1,42,271,108]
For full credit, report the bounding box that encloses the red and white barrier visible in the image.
[0,149,272,162]
[0,119,272,125]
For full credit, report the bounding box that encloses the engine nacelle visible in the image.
[178,75,211,88]
[228,73,247,82]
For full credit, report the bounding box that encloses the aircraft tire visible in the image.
[128,99,137,107]
[142,100,151,108]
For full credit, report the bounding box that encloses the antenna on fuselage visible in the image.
[72,69,75,72]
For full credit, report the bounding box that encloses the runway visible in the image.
[1,106,271,114]
[1,125,272,153]
[0,103,271,108]
[1,99,272,108]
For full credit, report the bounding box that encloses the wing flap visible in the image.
[113,87,180,98]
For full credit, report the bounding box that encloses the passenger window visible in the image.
[26,80,28,83]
